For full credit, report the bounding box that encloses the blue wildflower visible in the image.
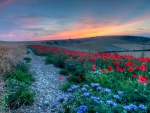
[118,91,123,95]
[91,83,99,87]
[106,100,113,105]
[67,94,73,100]
[79,105,87,111]
[58,97,64,102]
[77,110,83,113]
[113,95,120,99]
[96,86,102,91]
[67,88,73,92]
[129,104,137,110]
[82,92,89,97]
[83,84,89,88]
[104,88,111,93]
[51,103,57,108]
[138,104,147,110]
[71,85,79,90]
[124,105,131,110]
[90,96,100,103]
[81,87,87,91]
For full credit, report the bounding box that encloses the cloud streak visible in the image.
[0,0,14,9]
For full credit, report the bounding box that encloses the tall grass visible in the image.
[0,45,26,113]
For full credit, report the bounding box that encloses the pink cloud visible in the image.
[0,0,14,9]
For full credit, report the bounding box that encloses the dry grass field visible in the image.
[0,45,26,76]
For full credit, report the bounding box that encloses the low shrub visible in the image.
[59,68,68,75]
[23,57,32,63]
[4,62,35,110]
[15,62,29,73]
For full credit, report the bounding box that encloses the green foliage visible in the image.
[61,82,72,91]
[4,62,35,110]
[26,49,30,54]
[59,68,68,75]
[6,70,35,85]
[45,55,54,64]
[24,57,32,63]
[15,62,30,73]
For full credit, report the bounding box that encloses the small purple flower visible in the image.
[58,97,64,102]
[138,104,147,110]
[104,88,111,93]
[51,103,57,108]
[113,95,120,99]
[81,87,87,91]
[82,92,89,97]
[118,91,123,95]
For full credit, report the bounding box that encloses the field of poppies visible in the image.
[28,44,150,113]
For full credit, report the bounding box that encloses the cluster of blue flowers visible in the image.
[67,85,79,92]
[106,100,117,107]
[52,83,147,113]
[124,104,147,111]
[76,105,87,113]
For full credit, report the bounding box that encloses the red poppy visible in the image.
[83,65,86,68]
[88,58,95,63]
[91,65,95,71]
[139,65,147,71]
[78,77,82,81]
[129,67,134,72]
[58,77,63,81]
[132,74,137,78]
[68,74,71,77]
[135,66,140,70]
[108,66,113,72]
[101,68,105,72]
[138,76,148,84]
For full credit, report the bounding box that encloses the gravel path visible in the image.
[13,50,68,113]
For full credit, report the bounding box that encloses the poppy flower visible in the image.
[139,65,147,71]
[132,74,137,78]
[58,77,63,81]
[138,76,148,84]
[108,66,113,72]
[91,65,95,71]
[101,68,105,72]
[83,65,86,68]
[89,58,95,63]
[78,77,82,81]
[129,67,134,72]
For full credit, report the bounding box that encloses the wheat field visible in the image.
[0,45,26,112]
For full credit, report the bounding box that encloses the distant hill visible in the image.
[1,35,150,52]
[42,35,150,52]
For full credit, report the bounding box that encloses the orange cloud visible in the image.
[34,16,147,40]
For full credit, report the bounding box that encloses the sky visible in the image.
[0,0,150,41]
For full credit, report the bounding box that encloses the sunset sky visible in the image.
[0,0,150,41]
